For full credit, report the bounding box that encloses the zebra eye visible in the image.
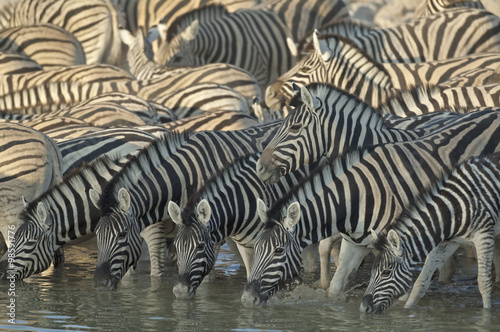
[197,242,206,251]
[26,240,37,246]
[382,269,392,277]
[289,124,302,133]
[274,247,284,255]
[117,229,128,240]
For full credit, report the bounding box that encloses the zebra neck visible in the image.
[51,158,123,243]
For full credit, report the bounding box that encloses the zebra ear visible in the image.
[119,28,135,46]
[257,198,269,224]
[22,196,29,208]
[300,86,320,110]
[168,201,183,225]
[370,229,378,241]
[37,202,51,230]
[117,187,131,212]
[181,20,199,41]
[387,229,402,256]
[312,30,331,62]
[284,202,301,230]
[196,199,211,225]
[287,37,298,57]
[158,22,168,41]
[89,188,101,210]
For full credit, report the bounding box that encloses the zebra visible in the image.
[414,0,485,18]
[119,26,263,101]
[307,8,500,64]
[156,7,295,91]
[361,151,500,313]
[257,83,500,185]
[0,154,126,281]
[0,0,16,29]
[241,103,500,307]
[0,123,63,251]
[0,23,86,69]
[92,120,281,290]
[165,84,489,299]
[9,0,123,66]
[266,31,500,110]
[0,52,43,76]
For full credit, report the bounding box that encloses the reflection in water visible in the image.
[0,240,500,331]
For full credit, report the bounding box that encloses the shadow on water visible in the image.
[1,240,500,331]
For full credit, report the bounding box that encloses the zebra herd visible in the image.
[1,0,500,315]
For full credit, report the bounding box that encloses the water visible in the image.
[1,240,500,332]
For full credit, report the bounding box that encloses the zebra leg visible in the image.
[327,238,372,298]
[318,235,342,290]
[404,241,460,309]
[493,237,500,283]
[235,242,255,279]
[52,247,65,267]
[302,242,319,273]
[472,232,495,309]
[140,220,175,277]
[437,250,458,283]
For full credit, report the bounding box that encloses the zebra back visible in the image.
[0,123,63,247]
[0,23,86,68]
[9,0,123,66]
[415,0,485,18]
[157,8,295,90]
[315,8,500,63]
[0,52,43,76]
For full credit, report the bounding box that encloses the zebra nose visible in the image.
[360,294,374,313]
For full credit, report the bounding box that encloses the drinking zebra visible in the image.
[361,151,500,312]
[242,103,500,306]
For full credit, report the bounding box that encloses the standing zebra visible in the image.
[266,32,500,109]
[361,152,500,312]
[241,104,500,306]
[119,27,263,101]
[92,121,281,290]
[311,8,500,63]
[9,0,123,66]
[257,83,500,185]
[156,7,295,91]
[0,123,63,250]
[0,23,86,69]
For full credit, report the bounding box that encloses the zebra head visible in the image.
[360,230,412,314]
[265,30,330,110]
[92,188,142,291]
[0,201,58,280]
[168,200,215,300]
[241,199,302,307]
[157,19,200,66]
[257,84,322,184]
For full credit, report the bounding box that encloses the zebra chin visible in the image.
[173,282,197,300]
[241,281,268,308]
[359,294,387,314]
[93,262,121,291]
[256,159,284,184]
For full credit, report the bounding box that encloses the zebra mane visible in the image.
[98,130,190,215]
[265,147,373,227]
[379,84,474,114]
[288,82,385,127]
[18,154,118,224]
[165,4,229,42]
[178,152,258,225]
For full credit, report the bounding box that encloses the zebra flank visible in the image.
[362,152,500,313]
